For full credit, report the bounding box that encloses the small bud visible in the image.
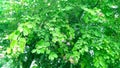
[69,57,74,64]
[0,54,4,58]
[0,46,3,49]
[69,37,72,40]
[62,39,66,43]
[89,50,94,56]
[5,35,8,39]
[48,3,51,6]
[111,5,118,9]
[66,42,70,46]
[115,13,119,18]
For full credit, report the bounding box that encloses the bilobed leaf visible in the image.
[84,46,88,52]
[23,27,29,36]
[45,42,50,46]
[36,39,44,46]
[18,25,23,32]
[6,48,11,54]
[32,49,37,53]
[64,6,72,11]
[81,6,96,15]
[19,38,26,53]
[48,52,58,60]
[26,23,33,28]
[46,49,50,54]
[8,33,18,40]
[10,40,17,48]
[36,50,41,54]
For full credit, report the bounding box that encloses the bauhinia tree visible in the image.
[0,0,120,68]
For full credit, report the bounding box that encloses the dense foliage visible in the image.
[0,0,120,68]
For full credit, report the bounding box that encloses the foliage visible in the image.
[0,0,120,68]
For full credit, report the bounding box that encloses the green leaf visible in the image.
[23,27,30,36]
[49,52,58,60]
[6,48,11,54]
[10,40,17,48]
[46,49,50,54]
[81,6,96,15]
[32,49,37,53]
[64,6,72,11]
[19,38,26,53]
[8,33,18,40]
[36,48,45,54]
[84,46,88,52]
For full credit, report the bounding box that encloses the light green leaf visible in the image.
[49,52,58,60]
